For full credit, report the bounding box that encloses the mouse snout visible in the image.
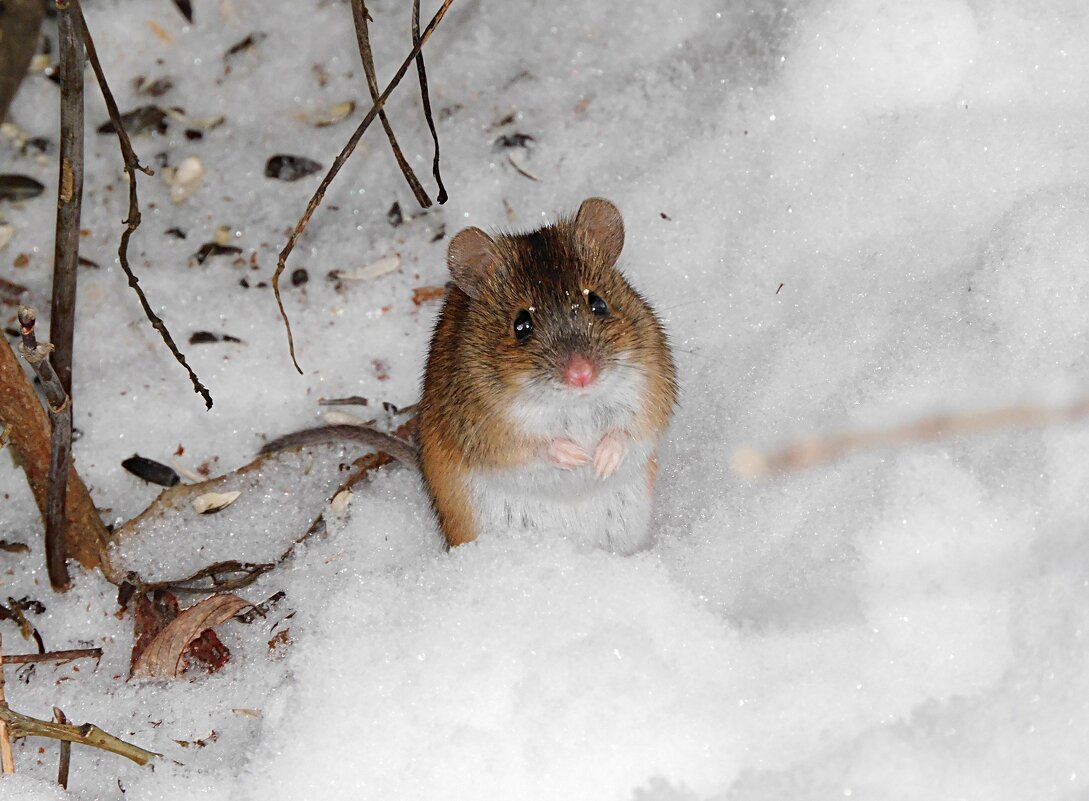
[562,354,598,388]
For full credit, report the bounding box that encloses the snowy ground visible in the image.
[2,0,1089,798]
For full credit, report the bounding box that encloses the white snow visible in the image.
[2,0,1089,798]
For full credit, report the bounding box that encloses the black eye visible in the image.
[514,309,533,341]
[587,292,609,317]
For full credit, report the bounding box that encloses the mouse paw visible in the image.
[546,437,590,470]
[592,431,627,479]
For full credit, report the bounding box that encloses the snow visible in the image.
[2,0,1089,798]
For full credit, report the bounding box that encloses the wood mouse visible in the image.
[261,198,676,554]
[418,197,676,553]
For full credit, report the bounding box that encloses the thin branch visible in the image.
[50,0,85,396]
[412,0,448,204]
[732,398,1089,478]
[74,0,213,409]
[273,0,456,374]
[17,307,71,590]
[3,648,102,666]
[351,0,431,208]
[53,708,70,789]
[0,634,157,768]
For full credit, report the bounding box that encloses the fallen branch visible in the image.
[0,634,158,772]
[75,0,213,409]
[54,708,70,790]
[272,0,456,374]
[351,0,431,207]
[2,648,102,666]
[17,308,72,590]
[732,397,1089,478]
[114,419,413,595]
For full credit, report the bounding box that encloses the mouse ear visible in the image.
[447,227,497,300]
[575,197,625,267]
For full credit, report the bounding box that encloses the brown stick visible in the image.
[350,0,431,208]
[75,0,213,409]
[732,398,1089,478]
[3,648,103,666]
[53,708,70,789]
[0,335,112,576]
[412,0,448,204]
[273,0,456,374]
[50,0,85,396]
[17,307,72,590]
[0,635,156,768]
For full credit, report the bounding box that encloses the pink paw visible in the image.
[547,437,590,469]
[592,432,627,479]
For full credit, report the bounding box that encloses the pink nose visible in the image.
[563,355,597,388]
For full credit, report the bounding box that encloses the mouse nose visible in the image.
[563,354,597,388]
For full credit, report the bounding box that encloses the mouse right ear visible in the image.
[447,227,496,300]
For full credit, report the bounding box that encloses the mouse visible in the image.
[261,197,676,554]
[417,197,677,553]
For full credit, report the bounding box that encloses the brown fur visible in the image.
[418,198,678,547]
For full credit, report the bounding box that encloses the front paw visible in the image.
[546,437,590,470]
[592,431,627,479]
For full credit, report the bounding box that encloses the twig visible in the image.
[350,0,431,208]
[3,648,103,666]
[50,0,85,396]
[412,0,448,204]
[273,0,456,374]
[119,447,402,595]
[17,307,71,590]
[53,708,70,789]
[74,0,213,409]
[0,634,157,768]
[732,398,1089,478]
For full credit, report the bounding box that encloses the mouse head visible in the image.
[445,198,667,401]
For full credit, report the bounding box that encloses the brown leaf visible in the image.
[132,593,249,678]
[184,629,231,674]
[130,591,180,670]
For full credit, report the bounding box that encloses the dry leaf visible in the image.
[191,490,241,514]
[322,410,370,427]
[335,254,400,282]
[132,593,250,678]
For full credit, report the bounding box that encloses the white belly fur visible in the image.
[469,445,654,555]
[471,358,657,554]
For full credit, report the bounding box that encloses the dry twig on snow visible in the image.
[75,0,213,409]
[273,0,456,373]
[17,308,73,589]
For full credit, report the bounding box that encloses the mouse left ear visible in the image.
[447,227,497,300]
[575,197,625,267]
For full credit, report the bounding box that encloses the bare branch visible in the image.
[273,0,456,374]
[74,0,213,409]
[412,0,448,203]
[17,307,72,590]
[351,0,431,207]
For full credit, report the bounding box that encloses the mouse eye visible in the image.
[587,292,609,317]
[513,309,534,341]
